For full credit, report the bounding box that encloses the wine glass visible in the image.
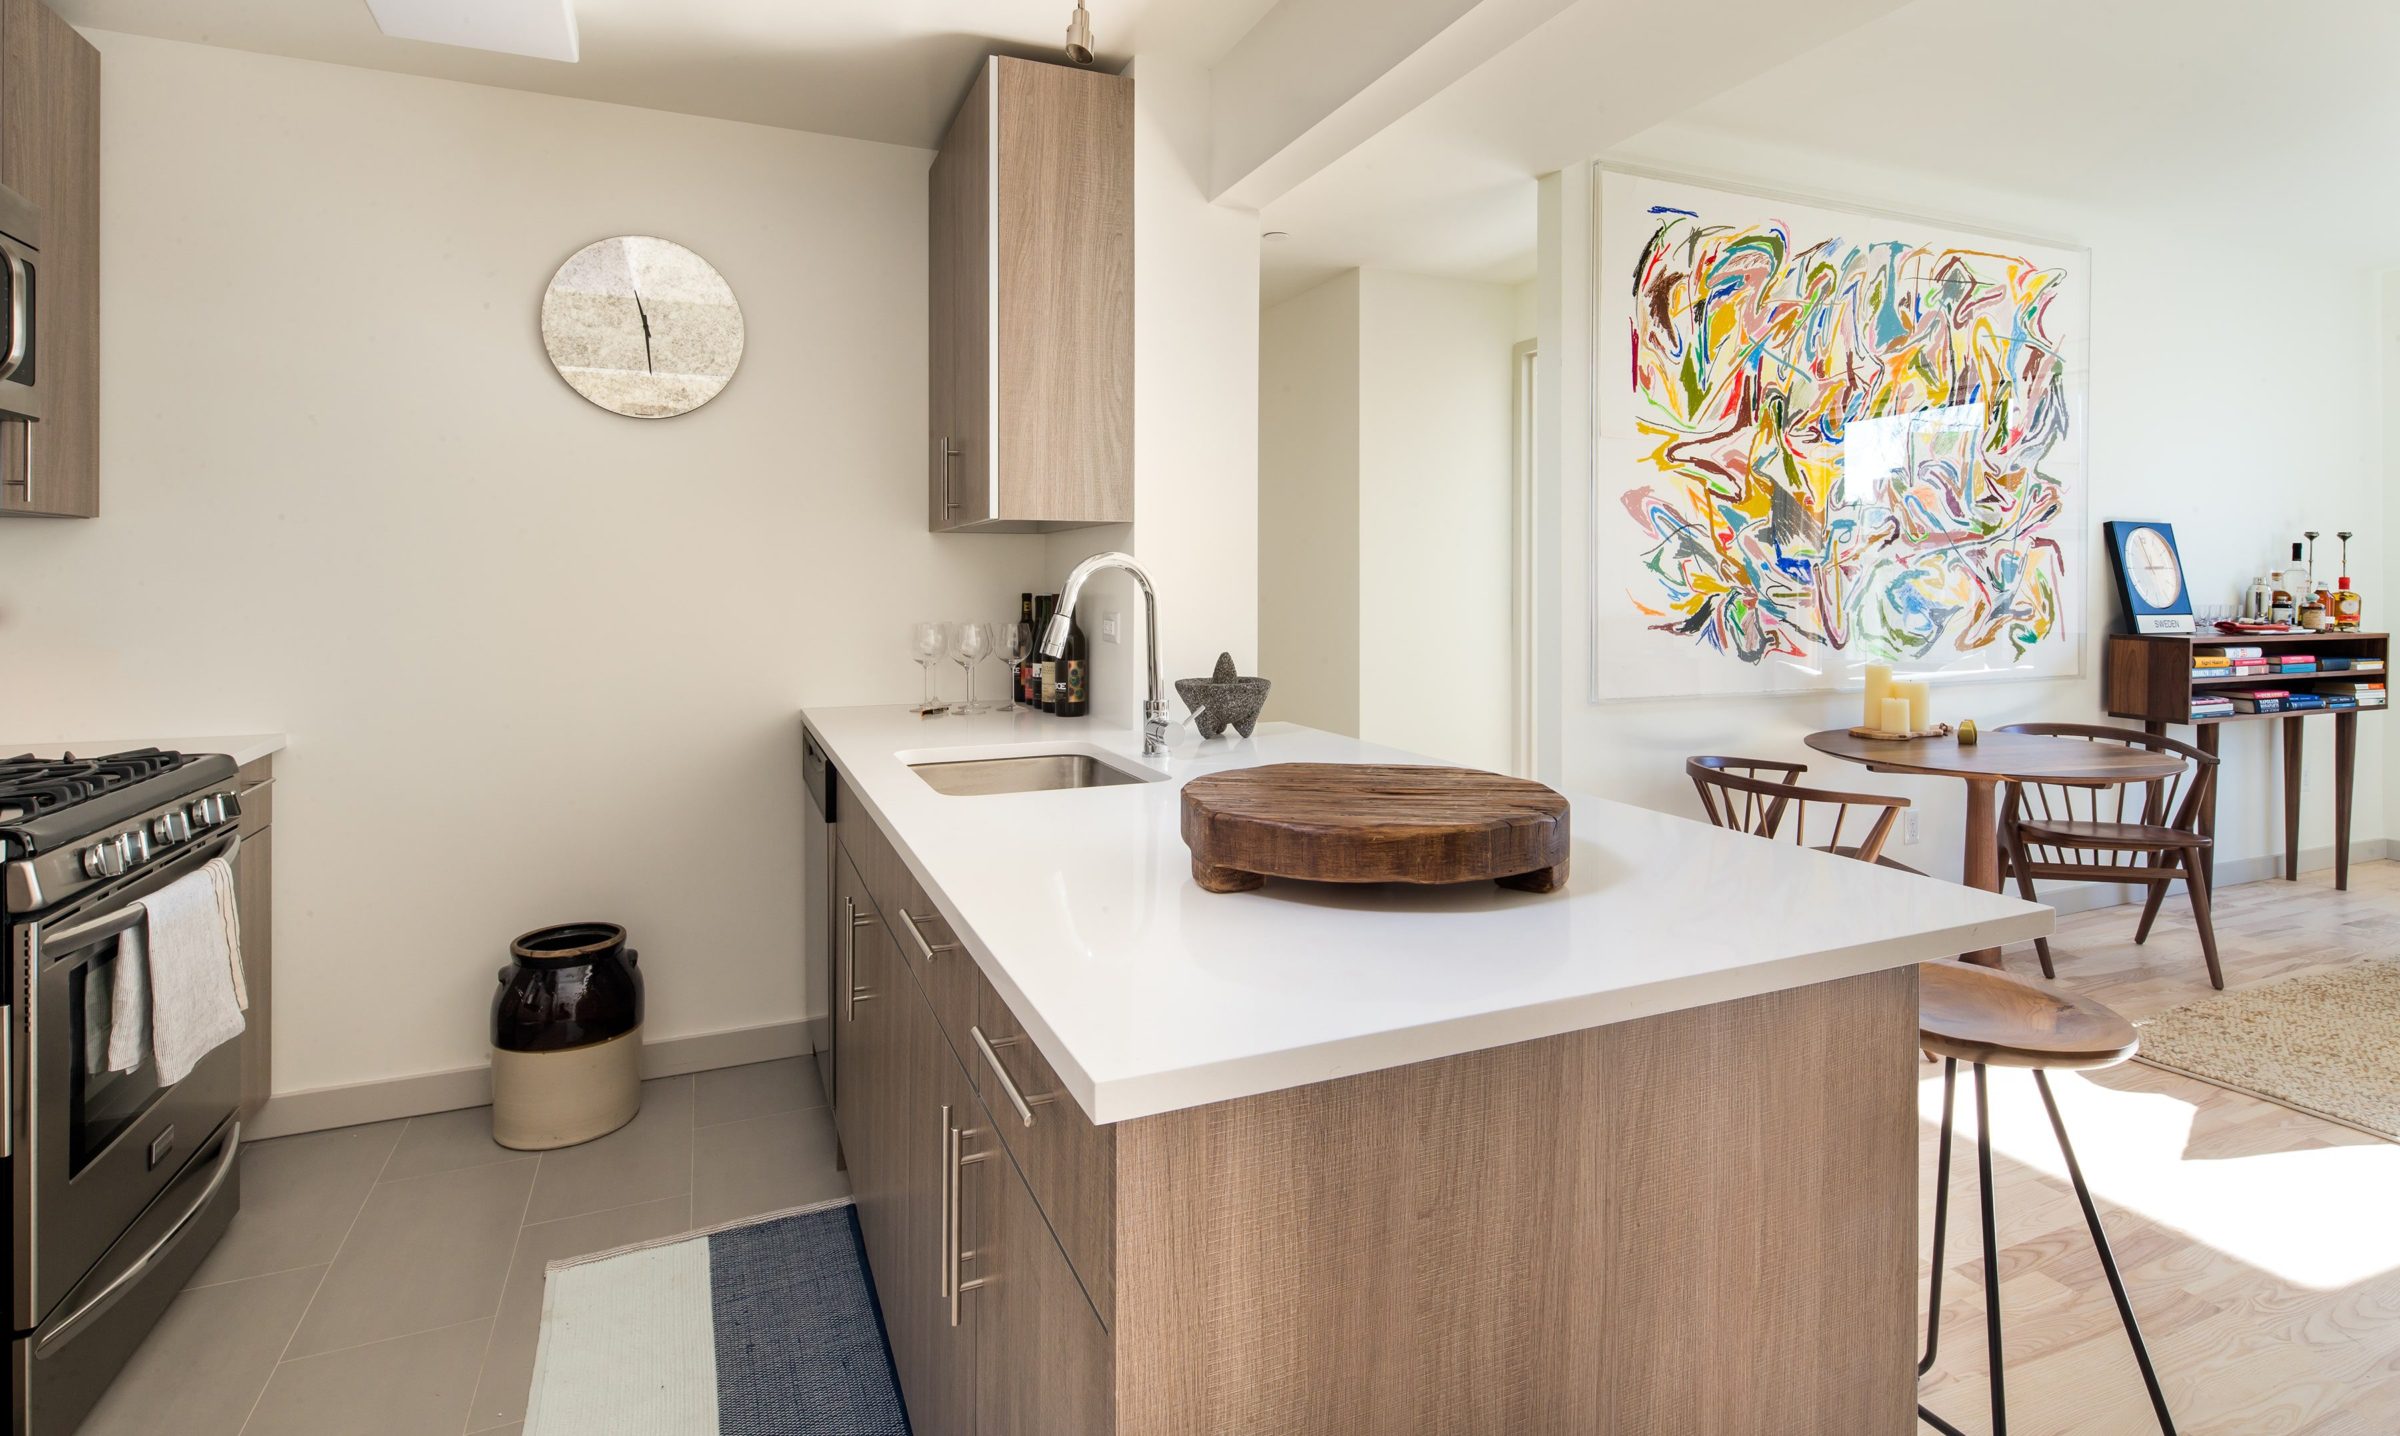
[909,621,949,712]
[953,620,996,714]
[999,620,1033,712]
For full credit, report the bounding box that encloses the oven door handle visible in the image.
[0,241,25,383]
[33,1120,242,1359]
[39,831,241,956]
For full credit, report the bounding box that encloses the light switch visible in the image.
[1102,612,1121,644]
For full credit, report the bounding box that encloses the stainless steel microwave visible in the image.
[0,182,40,423]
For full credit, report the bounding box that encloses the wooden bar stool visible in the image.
[1915,962,2179,1435]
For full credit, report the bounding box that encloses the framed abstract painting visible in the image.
[1591,167,2088,701]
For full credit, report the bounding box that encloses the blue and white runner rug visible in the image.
[524,1197,910,1435]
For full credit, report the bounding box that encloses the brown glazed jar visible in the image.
[490,923,644,1149]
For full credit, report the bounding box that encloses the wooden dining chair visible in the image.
[1685,756,1920,872]
[1991,722,2222,989]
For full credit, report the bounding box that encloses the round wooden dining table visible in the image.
[1803,728,2186,968]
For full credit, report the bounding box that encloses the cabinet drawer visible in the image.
[844,812,978,1049]
[233,759,275,835]
[968,967,1116,1325]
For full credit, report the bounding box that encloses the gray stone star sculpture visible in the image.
[1174,652,1272,739]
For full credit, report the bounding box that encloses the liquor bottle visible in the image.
[1036,594,1061,713]
[1056,610,1091,717]
[1027,594,1055,709]
[2331,531,2365,630]
[1016,592,1035,702]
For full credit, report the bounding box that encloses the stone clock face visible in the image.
[540,236,743,419]
[2125,526,2183,608]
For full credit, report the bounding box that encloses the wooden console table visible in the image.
[2105,631,2387,891]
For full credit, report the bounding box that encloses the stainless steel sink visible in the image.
[909,752,1153,796]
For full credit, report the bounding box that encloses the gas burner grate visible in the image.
[0,748,194,820]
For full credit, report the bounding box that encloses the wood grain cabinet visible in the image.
[927,56,1132,533]
[0,0,99,519]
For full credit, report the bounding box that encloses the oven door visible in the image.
[0,182,40,424]
[12,829,244,1331]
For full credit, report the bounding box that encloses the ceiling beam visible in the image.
[1207,0,1573,210]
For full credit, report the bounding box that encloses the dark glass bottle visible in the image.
[1057,611,1090,716]
[1016,592,1035,704]
[1029,594,1056,709]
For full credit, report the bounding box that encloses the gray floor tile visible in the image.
[692,1105,849,1228]
[75,1265,322,1436]
[695,1055,825,1127]
[285,1158,535,1358]
[381,1105,525,1182]
[187,1120,405,1288]
[463,1194,692,1434]
[521,1075,695,1225]
[243,1318,490,1436]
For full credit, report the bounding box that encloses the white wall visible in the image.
[1357,270,1517,772]
[1257,268,1518,770]
[1537,133,2390,890]
[1044,55,1260,728]
[1257,270,1360,734]
[0,32,1051,1097]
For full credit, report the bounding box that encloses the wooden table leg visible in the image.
[2334,710,2357,891]
[1961,779,2004,969]
[2195,724,2220,892]
[2281,716,2304,881]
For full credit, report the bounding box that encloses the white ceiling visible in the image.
[53,0,1278,148]
[1258,0,2400,307]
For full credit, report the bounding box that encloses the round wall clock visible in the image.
[540,236,743,418]
[2124,526,2183,608]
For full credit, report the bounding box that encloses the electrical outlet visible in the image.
[1902,811,1922,846]
[1101,611,1121,644]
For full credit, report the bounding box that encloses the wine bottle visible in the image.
[1036,594,1061,713]
[1028,594,1055,709]
[1058,610,1091,717]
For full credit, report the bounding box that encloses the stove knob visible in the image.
[122,830,150,865]
[188,798,217,830]
[150,814,178,845]
[81,843,118,878]
[168,810,192,841]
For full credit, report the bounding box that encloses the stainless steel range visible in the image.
[4,748,248,1436]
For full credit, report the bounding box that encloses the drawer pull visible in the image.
[971,1025,1056,1128]
[945,1107,989,1326]
[843,898,877,1020]
[898,909,959,963]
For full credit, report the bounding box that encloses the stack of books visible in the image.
[2191,652,2233,678]
[2189,693,2236,720]
[2273,655,2319,676]
[2321,681,2388,708]
[2285,692,2327,711]
[2224,688,2290,714]
[2321,656,2385,674]
[2216,645,2271,677]
[2325,694,2360,711]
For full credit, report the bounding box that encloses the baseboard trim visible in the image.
[2032,840,2392,917]
[246,1018,818,1141]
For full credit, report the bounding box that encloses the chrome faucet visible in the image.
[1043,551,1169,754]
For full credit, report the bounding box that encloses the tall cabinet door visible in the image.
[927,61,992,531]
[973,1139,1113,1434]
[0,0,98,518]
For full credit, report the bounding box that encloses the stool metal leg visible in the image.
[1917,1062,2007,1435]
[2033,1071,2179,1435]
[1921,1058,1958,1377]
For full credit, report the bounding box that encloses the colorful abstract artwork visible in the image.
[1594,171,2086,700]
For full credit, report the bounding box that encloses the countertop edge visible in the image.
[6,734,289,768]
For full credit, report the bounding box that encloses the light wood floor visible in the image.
[1918,861,2400,1435]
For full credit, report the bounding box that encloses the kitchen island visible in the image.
[800,706,2049,1435]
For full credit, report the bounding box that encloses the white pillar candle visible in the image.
[1863,663,1894,729]
[1895,680,1930,732]
[1879,697,1914,735]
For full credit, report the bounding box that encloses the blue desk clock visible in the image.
[2104,521,2195,635]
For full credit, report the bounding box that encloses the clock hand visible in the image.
[630,281,654,375]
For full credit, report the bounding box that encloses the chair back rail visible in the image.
[1686,756,1909,866]
[1991,723,2216,871]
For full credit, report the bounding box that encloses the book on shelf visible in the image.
[2321,656,2384,672]
[2285,693,2327,710]
[2225,688,2290,713]
[2325,696,2360,711]
[2192,653,2232,667]
[2216,645,2265,659]
[2190,699,2236,719]
[2320,681,2387,706]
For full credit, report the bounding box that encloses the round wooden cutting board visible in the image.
[1179,763,1571,894]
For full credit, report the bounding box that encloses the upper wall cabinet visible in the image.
[0,0,99,519]
[929,57,1132,534]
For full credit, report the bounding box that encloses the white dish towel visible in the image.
[106,857,247,1085]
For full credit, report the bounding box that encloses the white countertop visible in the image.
[4,734,287,768]
[802,706,2052,1125]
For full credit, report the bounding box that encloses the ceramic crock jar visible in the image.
[490,922,644,1150]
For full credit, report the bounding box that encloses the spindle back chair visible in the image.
[1685,756,1918,871]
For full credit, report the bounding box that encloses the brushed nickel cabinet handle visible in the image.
[843,898,876,1020]
[0,246,25,382]
[972,1024,1059,1128]
[946,1111,989,1327]
[898,910,958,962]
[934,436,959,517]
